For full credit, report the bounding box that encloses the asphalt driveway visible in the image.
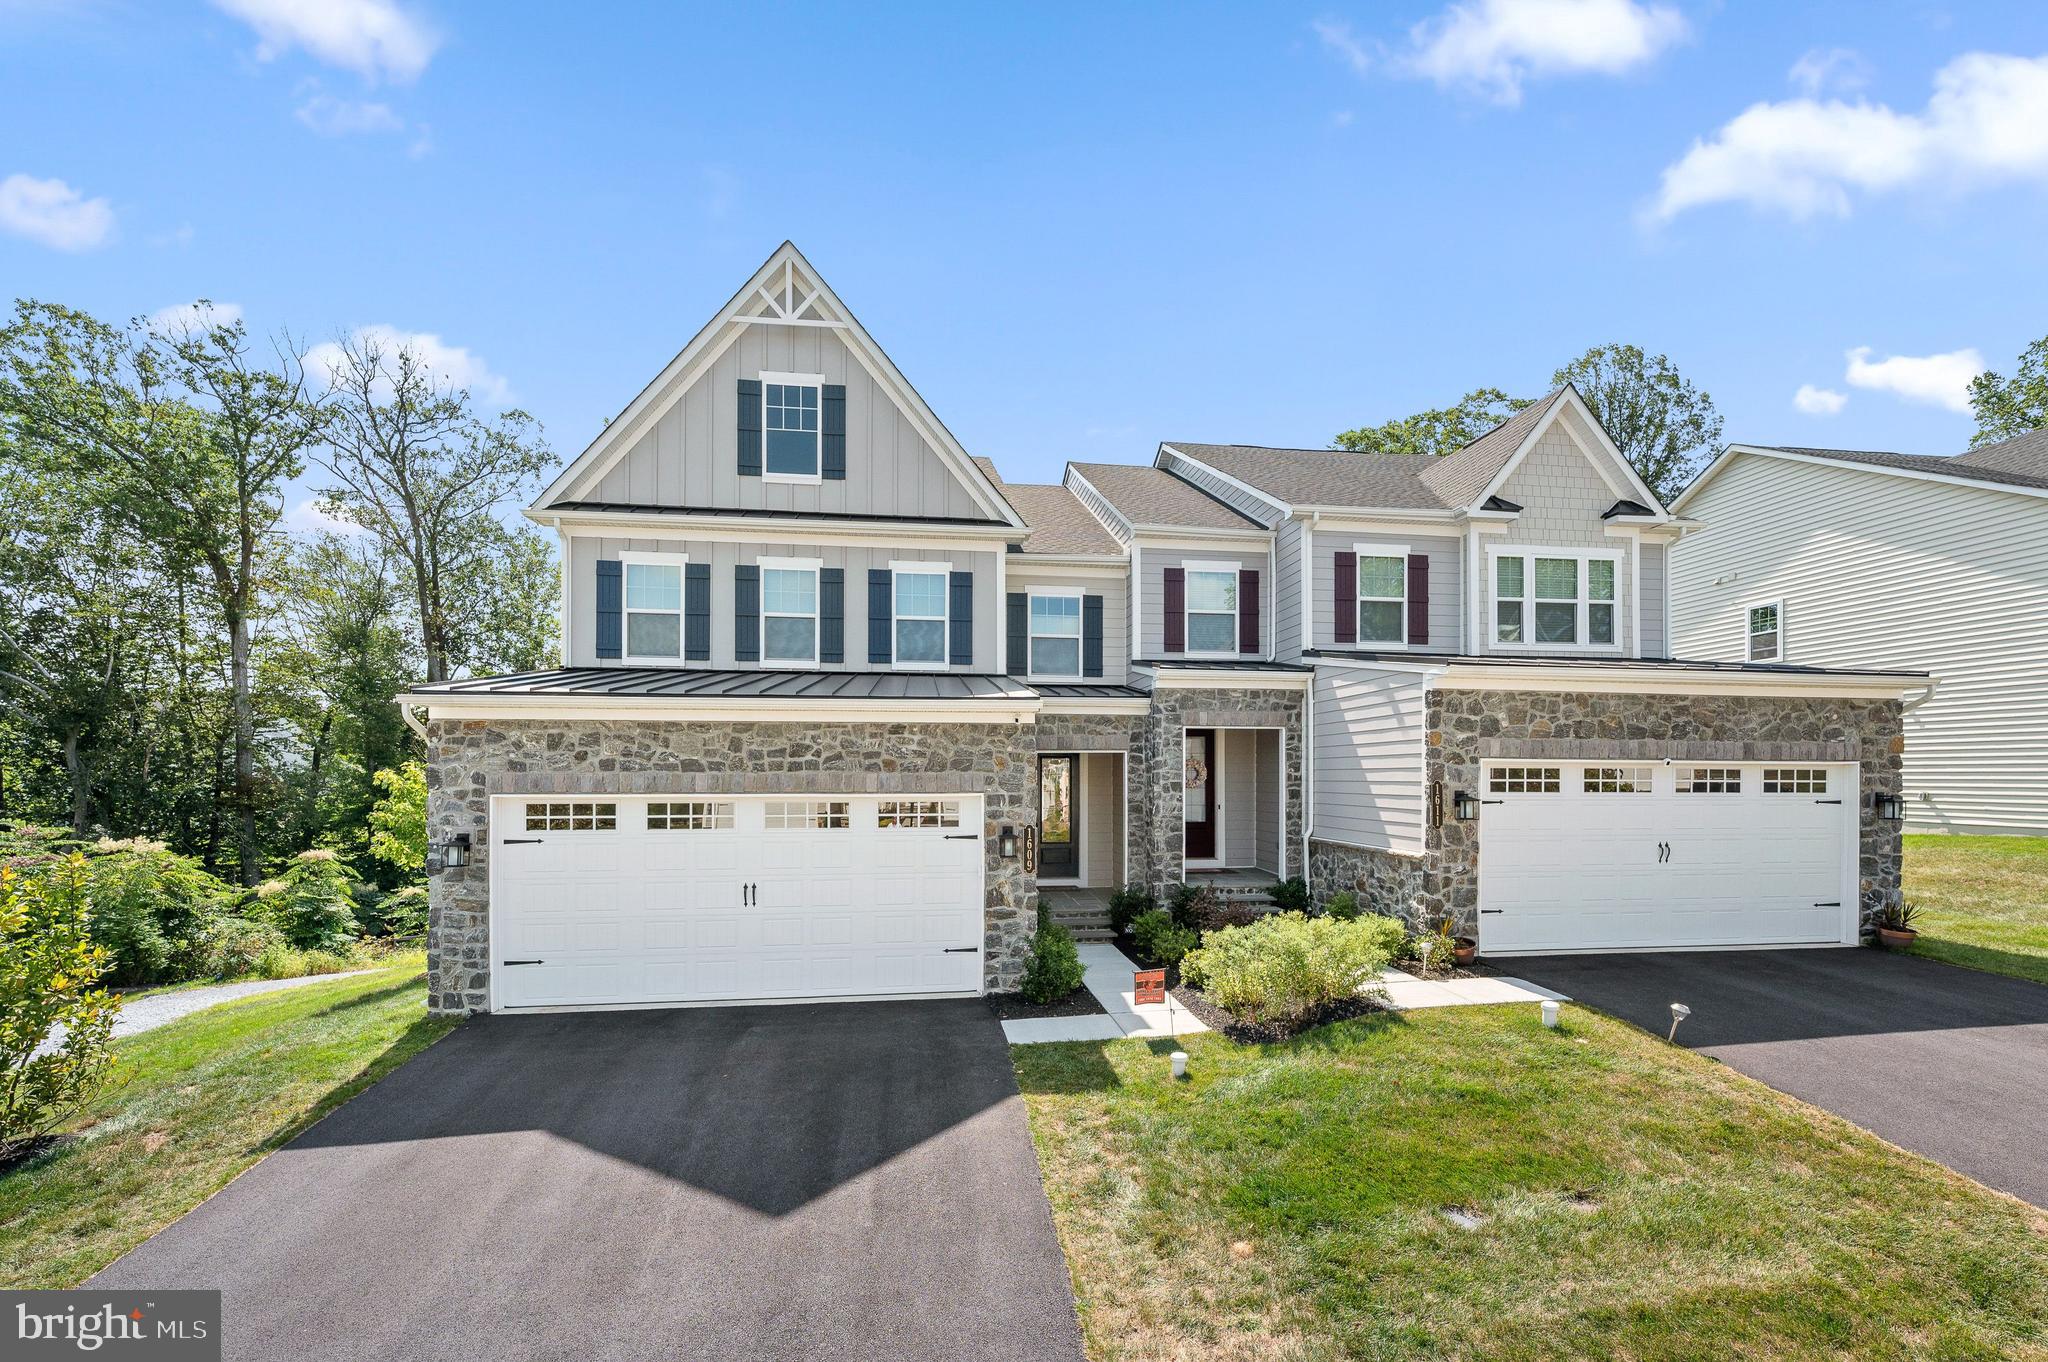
[92,1000,1086,1362]
[1510,949,2048,1208]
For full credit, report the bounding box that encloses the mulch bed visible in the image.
[985,988,1108,1021]
[0,1133,77,1176]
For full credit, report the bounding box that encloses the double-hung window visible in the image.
[621,552,686,660]
[892,563,949,668]
[1029,592,1082,678]
[1747,600,1782,662]
[1355,546,1406,645]
[759,558,819,666]
[761,371,822,481]
[1491,548,1620,649]
[1184,565,1239,655]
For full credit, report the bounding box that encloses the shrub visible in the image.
[1020,923,1087,1003]
[259,850,361,952]
[1107,884,1155,935]
[194,917,287,979]
[361,884,429,940]
[1268,876,1311,913]
[1197,897,1266,932]
[1130,909,1198,969]
[1169,883,1217,930]
[1,856,118,1153]
[1323,890,1360,921]
[1180,912,1397,1024]
[81,838,230,985]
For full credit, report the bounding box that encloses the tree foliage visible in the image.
[1967,334,2048,448]
[1333,387,1532,457]
[368,762,427,874]
[1550,344,1723,505]
[1,855,118,1151]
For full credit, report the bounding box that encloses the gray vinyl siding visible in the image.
[1222,729,1259,866]
[567,536,997,671]
[1158,452,1286,527]
[1253,729,1282,874]
[1007,566,1130,682]
[1672,452,2048,836]
[586,325,986,520]
[1138,544,1270,658]
[1081,752,1124,887]
[1310,530,1463,653]
[1273,518,1307,661]
[1311,664,1430,854]
[1639,541,1669,657]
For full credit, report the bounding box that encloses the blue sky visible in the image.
[4,0,2046,516]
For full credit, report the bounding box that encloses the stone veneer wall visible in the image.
[1306,838,1428,917]
[1136,687,1306,898]
[424,718,1036,1014]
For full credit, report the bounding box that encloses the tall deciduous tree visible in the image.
[1550,344,1723,505]
[311,333,555,683]
[1333,387,1531,456]
[1967,335,2048,448]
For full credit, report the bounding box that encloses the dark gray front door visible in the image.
[1038,755,1077,880]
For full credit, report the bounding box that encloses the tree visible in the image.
[1333,387,1532,456]
[311,333,555,683]
[367,761,427,874]
[1550,344,1723,505]
[0,855,118,1153]
[1967,335,2048,448]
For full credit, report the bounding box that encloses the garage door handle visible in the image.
[1813,901,1841,908]
[1479,909,1503,915]
[503,838,545,845]
[943,833,979,841]
[1814,799,1842,805]
[502,959,544,966]
[942,946,978,953]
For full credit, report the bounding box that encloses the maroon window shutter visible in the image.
[1406,552,1430,645]
[1333,551,1357,645]
[1239,568,1260,653]
[1163,567,1186,654]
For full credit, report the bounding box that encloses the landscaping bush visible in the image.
[1,856,118,1154]
[1180,912,1397,1024]
[1107,883,1155,935]
[258,850,361,952]
[1020,923,1087,1003]
[1268,876,1311,913]
[194,916,287,979]
[1323,890,1360,921]
[362,884,429,940]
[1196,897,1266,932]
[80,838,230,985]
[1130,909,1198,969]
[1169,883,1217,930]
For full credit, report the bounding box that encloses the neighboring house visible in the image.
[400,243,1924,1016]
[1670,433,2048,836]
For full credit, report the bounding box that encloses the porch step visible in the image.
[1048,909,1113,929]
[1066,927,1118,943]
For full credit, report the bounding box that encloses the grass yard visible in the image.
[1,953,455,1288]
[1016,1006,2048,1362]
[1903,835,2048,986]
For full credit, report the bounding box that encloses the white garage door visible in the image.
[490,794,985,1009]
[1478,762,1858,953]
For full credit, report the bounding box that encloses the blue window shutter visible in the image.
[737,379,762,478]
[820,567,844,664]
[822,384,846,480]
[595,559,622,659]
[868,569,893,665]
[1083,595,1104,677]
[684,562,710,661]
[1006,592,1027,674]
[734,565,760,662]
[948,571,973,667]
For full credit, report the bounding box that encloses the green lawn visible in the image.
[1,954,456,1288]
[1904,834,2048,985]
[1015,1007,2048,1362]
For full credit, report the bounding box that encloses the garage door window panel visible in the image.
[647,800,734,830]
[1763,768,1828,795]
[1677,767,1742,794]
[878,799,962,829]
[1489,766,1561,794]
[1585,766,1653,794]
[523,801,618,831]
[765,799,850,830]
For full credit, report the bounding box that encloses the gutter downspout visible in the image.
[1902,676,1940,715]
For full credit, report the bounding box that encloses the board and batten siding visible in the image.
[1157,452,1286,527]
[1310,530,1463,653]
[1311,664,1430,854]
[1671,453,2048,835]
[1006,565,1130,682]
[585,325,987,521]
[1138,545,1270,658]
[566,536,997,671]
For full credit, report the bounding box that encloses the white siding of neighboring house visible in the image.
[1309,530,1464,654]
[1671,452,2048,835]
[1005,564,1130,683]
[1310,663,1432,853]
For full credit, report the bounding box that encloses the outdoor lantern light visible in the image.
[446,832,471,868]
[1452,789,1481,821]
[1874,792,1905,822]
[998,825,1018,859]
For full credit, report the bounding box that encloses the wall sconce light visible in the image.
[1452,789,1481,821]
[1873,792,1904,822]
[998,826,1018,859]
[428,831,471,875]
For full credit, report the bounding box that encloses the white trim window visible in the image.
[759,557,821,667]
[761,370,823,482]
[1183,562,1239,656]
[1354,543,1407,646]
[1028,590,1083,679]
[1491,547,1621,650]
[891,561,950,669]
[620,551,687,661]
[1747,600,1783,662]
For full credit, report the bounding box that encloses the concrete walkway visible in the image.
[1381,968,1567,1011]
[35,970,377,1058]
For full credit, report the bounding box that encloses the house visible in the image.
[399,243,1925,1016]
[1669,433,2048,836]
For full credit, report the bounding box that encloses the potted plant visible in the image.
[1876,901,1920,949]
[1437,912,1478,969]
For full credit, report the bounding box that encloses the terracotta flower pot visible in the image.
[1453,937,1478,967]
[1877,926,1918,949]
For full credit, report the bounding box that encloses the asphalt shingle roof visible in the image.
[1756,444,2048,493]
[1953,427,2048,480]
[999,482,1124,556]
[1067,463,1265,531]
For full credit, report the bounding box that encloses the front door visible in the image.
[1037,755,1077,880]
[1183,729,1216,862]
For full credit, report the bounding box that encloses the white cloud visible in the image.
[285,496,368,538]
[0,172,114,251]
[149,300,244,335]
[308,324,512,405]
[1651,51,2048,221]
[1401,0,1688,104]
[1788,47,1870,97]
[1792,384,1847,415]
[210,0,438,83]
[1843,345,1984,413]
[1330,108,1356,128]
[294,93,404,135]
[1312,17,1373,76]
